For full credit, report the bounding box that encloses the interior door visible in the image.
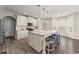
[3,17,15,38]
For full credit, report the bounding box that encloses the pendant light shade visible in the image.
[37,5,43,30]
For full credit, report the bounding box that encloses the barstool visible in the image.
[45,36,56,54]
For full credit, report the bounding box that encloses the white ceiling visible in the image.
[0,5,79,18]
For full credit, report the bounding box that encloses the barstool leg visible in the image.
[48,45,49,54]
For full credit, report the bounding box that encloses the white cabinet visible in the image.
[52,15,73,37]
[16,15,27,26]
[66,15,74,35]
[52,13,79,39]
[57,17,67,35]
[15,15,28,40]
[16,30,28,40]
[27,17,37,26]
[28,32,43,52]
[28,30,53,53]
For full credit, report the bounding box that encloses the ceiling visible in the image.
[0,5,79,18]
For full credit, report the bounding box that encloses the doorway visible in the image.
[3,16,15,39]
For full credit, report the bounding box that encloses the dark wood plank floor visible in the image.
[0,36,79,54]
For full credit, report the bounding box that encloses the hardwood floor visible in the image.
[0,38,39,54]
[55,36,79,54]
[0,36,79,54]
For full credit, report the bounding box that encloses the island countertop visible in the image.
[29,29,53,36]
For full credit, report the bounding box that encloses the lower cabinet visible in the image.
[28,32,43,52]
[16,30,28,40]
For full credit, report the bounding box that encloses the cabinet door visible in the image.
[66,15,73,34]
[28,33,43,52]
[57,17,67,35]
[16,15,27,26]
[27,17,37,26]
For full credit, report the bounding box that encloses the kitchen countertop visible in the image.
[29,29,53,36]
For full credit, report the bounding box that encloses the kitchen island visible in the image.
[28,30,53,54]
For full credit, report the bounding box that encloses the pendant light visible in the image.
[37,5,40,18]
[42,8,45,18]
[37,5,43,30]
[46,10,49,24]
[46,11,48,18]
[37,5,40,21]
[42,8,46,23]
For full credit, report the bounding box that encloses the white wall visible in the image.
[0,9,16,18]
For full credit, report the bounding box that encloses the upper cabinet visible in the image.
[16,15,27,26]
[15,15,28,39]
[66,15,74,34]
[66,15,74,27]
[57,17,67,35]
[27,17,37,26]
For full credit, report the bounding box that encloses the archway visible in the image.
[3,16,16,39]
